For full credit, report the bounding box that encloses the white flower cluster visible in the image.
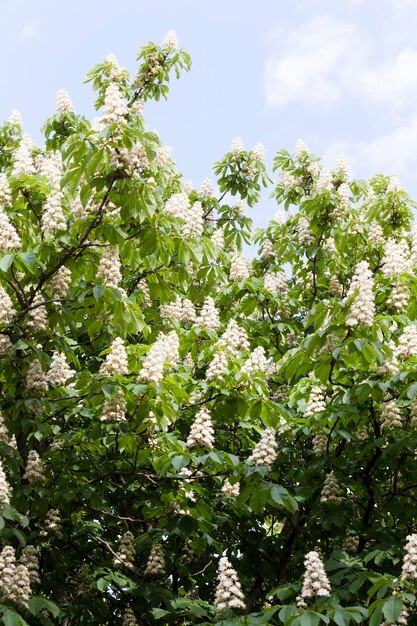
[138,280,151,307]
[100,337,129,376]
[0,173,11,205]
[0,412,11,445]
[261,239,274,258]
[8,109,22,127]
[231,136,244,154]
[164,192,190,219]
[41,192,66,234]
[387,283,409,312]
[387,175,401,194]
[23,450,45,483]
[0,285,15,323]
[305,385,326,418]
[315,168,333,193]
[411,223,417,265]
[206,350,228,381]
[46,351,75,386]
[0,334,11,354]
[97,247,122,289]
[251,142,265,161]
[123,609,139,626]
[145,543,165,575]
[368,222,385,246]
[0,546,31,607]
[295,138,309,158]
[381,400,402,431]
[218,319,249,354]
[335,154,350,179]
[382,238,411,277]
[105,53,126,81]
[247,427,277,469]
[12,134,35,176]
[312,430,328,456]
[102,390,126,422]
[160,297,196,323]
[162,30,178,50]
[41,509,63,540]
[300,551,331,599]
[21,545,40,585]
[98,83,128,127]
[48,266,72,299]
[114,531,135,568]
[298,217,314,245]
[263,271,287,295]
[26,294,48,332]
[337,183,350,208]
[229,253,252,281]
[329,275,343,297]
[183,201,204,236]
[0,207,21,253]
[346,261,375,326]
[186,407,215,448]
[280,170,298,188]
[342,535,359,553]
[397,324,417,358]
[222,479,240,497]
[26,359,47,391]
[0,459,11,504]
[56,88,75,114]
[111,142,149,177]
[196,297,220,331]
[35,153,63,188]
[200,178,213,197]
[214,556,245,612]
[212,228,225,249]
[155,145,173,167]
[320,472,342,505]
[138,331,179,384]
[241,346,267,375]
[401,533,417,579]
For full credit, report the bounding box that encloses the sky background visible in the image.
[1,0,417,227]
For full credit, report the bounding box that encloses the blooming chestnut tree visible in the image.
[1,31,417,626]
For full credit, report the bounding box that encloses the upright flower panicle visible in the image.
[186,408,215,449]
[100,338,129,376]
[214,557,245,612]
[346,261,375,326]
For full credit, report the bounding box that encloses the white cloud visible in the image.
[264,16,365,108]
[20,19,39,40]
[264,14,417,113]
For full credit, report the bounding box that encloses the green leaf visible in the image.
[28,596,60,618]
[0,254,15,272]
[382,596,402,623]
[2,608,30,626]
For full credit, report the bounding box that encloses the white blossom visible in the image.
[145,544,165,575]
[401,533,417,579]
[41,192,66,234]
[368,222,385,246]
[218,319,249,354]
[46,351,75,386]
[200,178,213,197]
[97,247,122,288]
[0,286,15,323]
[381,400,402,431]
[0,207,20,253]
[26,359,48,391]
[23,450,45,483]
[0,460,11,504]
[214,557,245,612]
[346,261,375,326]
[155,145,172,166]
[231,137,244,154]
[100,337,129,376]
[196,297,220,331]
[21,545,40,585]
[222,479,240,497]
[295,138,309,158]
[320,472,342,504]
[247,427,277,469]
[206,350,228,381]
[337,183,350,207]
[300,551,331,599]
[0,174,11,206]
[56,89,75,114]
[241,346,267,375]
[40,509,63,540]
[48,266,72,299]
[25,294,48,332]
[8,109,22,127]
[12,134,34,176]
[101,390,126,422]
[383,238,412,278]
[162,30,178,51]
[315,168,333,193]
[305,385,326,418]
[184,201,204,237]
[229,253,252,281]
[114,531,135,568]
[298,217,313,245]
[165,192,190,219]
[251,142,265,161]
[397,325,417,358]
[186,407,215,448]
[138,331,179,385]
[335,154,350,179]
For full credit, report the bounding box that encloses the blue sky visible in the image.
[2,0,417,227]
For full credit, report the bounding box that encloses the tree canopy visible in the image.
[0,30,417,626]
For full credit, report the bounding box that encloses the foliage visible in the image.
[0,33,416,626]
